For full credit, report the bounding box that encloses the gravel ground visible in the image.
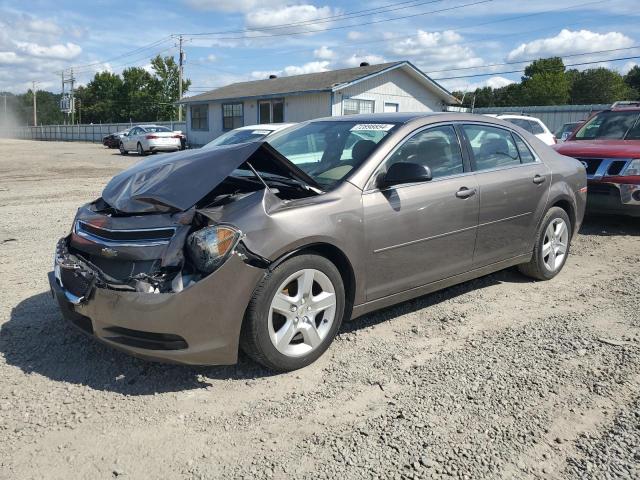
[0,139,639,480]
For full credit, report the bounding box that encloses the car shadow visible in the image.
[2,267,529,395]
[579,214,640,237]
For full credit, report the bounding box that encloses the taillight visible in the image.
[146,134,158,139]
[172,134,182,138]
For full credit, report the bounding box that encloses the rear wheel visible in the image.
[119,142,128,155]
[519,207,571,280]
[137,142,147,156]
[241,254,345,371]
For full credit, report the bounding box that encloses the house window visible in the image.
[258,99,284,124]
[190,104,208,131]
[222,103,243,130]
[384,102,399,113]
[343,98,374,115]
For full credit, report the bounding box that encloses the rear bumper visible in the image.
[587,180,640,217]
[49,246,266,366]
[147,140,181,152]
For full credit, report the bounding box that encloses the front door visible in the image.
[461,123,551,267]
[363,124,479,301]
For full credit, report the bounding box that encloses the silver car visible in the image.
[119,125,182,155]
[50,113,586,371]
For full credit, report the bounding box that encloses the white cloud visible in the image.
[389,30,463,56]
[621,61,638,74]
[0,51,22,64]
[206,54,217,62]
[343,54,386,67]
[507,29,634,61]
[347,31,363,41]
[440,76,515,93]
[15,41,82,60]
[314,46,335,60]
[183,0,288,13]
[250,60,330,79]
[245,5,336,34]
[385,29,484,74]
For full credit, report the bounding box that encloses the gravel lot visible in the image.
[0,139,639,480]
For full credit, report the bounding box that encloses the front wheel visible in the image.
[241,254,345,371]
[519,207,571,280]
[119,142,128,155]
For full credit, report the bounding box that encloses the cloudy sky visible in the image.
[0,0,638,95]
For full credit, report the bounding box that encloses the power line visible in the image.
[179,0,494,41]
[425,45,640,74]
[180,0,446,36]
[431,54,640,81]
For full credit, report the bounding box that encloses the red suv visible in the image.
[554,101,640,217]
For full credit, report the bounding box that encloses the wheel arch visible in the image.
[267,242,356,322]
[549,196,577,236]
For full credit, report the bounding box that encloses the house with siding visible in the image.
[178,61,458,146]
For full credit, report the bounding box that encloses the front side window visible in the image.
[191,104,208,131]
[383,125,464,180]
[574,111,640,140]
[343,98,374,115]
[464,125,521,171]
[222,103,243,130]
[268,120,398,189]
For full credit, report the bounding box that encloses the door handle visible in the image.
[533,175,546,185]
[455,187,476,199]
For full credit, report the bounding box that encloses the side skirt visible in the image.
[350,253,532,319]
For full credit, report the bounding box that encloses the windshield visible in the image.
[266,120,398,188]
[574,111,640,140]
[144,126,171,133]
[203,128,274,149]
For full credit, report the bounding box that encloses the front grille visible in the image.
[577,158,602,175]
[60,266,94,299]
[77,221,175,243]
[103,326,188,350]
[607,161,627,176]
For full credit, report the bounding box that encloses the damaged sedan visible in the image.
[50,113,586,371]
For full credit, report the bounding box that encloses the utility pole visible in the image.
[178,35,184,122]
[32,81,37,126]
[70,68,75,125]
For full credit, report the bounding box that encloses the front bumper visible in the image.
[49,244,266,366]
[586,179,640,217]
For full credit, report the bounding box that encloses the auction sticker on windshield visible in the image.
[350,124,395,131]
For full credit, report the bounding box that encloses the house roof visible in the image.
[179,61,458,104]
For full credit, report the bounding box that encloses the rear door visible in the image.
[362,124,479,300]
[461,123,550,268]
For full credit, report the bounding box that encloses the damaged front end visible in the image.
[49,140,320,365]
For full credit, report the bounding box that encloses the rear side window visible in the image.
[512,134,536,164]
[464,125,521,171]
[528,120,545,135]
[384,125,464,179]
[506,118,532,133]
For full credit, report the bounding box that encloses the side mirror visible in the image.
[379,162,432,188]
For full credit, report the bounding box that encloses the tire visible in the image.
[119,142,128,155]
[240,254,345,371]
[518,207,572,280]
[137,143,147,156]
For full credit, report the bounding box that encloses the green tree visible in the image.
[570,68,634,104]
[520,57,570,105]
[78,71,125,123]
[150,55,191,120]
[121,67,161,122]
[624,66,640,99]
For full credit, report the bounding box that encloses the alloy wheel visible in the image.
[268,268,337,358]
[542,218,569,272]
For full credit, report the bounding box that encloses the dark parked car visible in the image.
[50,113,586,371]
[555,121,583,143]
[102,129,130,149]
[554,102,640,217]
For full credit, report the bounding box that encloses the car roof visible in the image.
[492,114,543,122]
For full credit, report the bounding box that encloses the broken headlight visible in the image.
[186,225,240,274]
